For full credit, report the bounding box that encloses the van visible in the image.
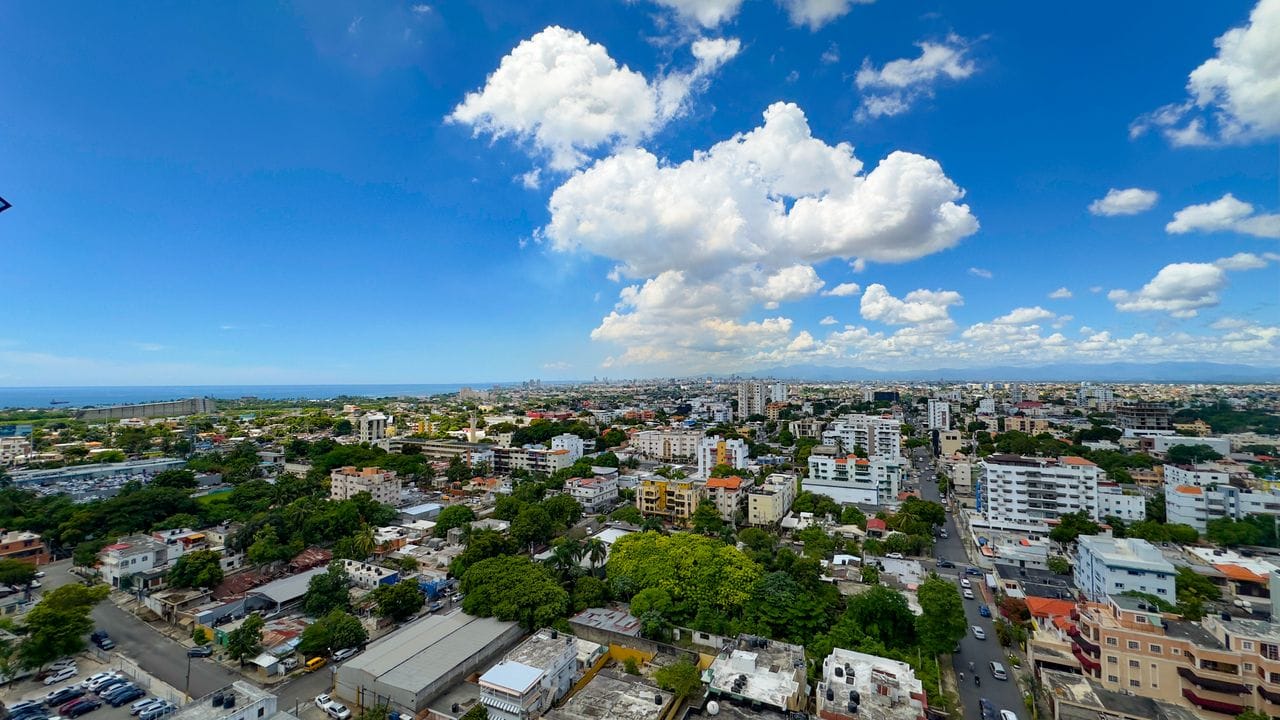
[305,657,327,672]
[281,657,298,671]
[989,661,1008,680]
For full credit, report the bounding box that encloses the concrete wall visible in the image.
[78,397,214,421]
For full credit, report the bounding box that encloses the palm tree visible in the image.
[352,524,376,560]
[546,543,580,584]
[584,538,608,574]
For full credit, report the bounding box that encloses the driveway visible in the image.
[915,448,1028,720]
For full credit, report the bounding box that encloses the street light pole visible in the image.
[185,654,192,702]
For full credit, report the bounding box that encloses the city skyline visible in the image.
[1,0,1277,386]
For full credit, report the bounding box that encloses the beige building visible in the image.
[748,473,797,526]
[1029,593,1280,717]
[630,430,704,462]
[937,430,964,456]
[330,466,402,505]
[704,476,752,523]
[788,418,827,439]
[1173,419,1213,437]
[636,478,700,525]
[1004,415,1050,434]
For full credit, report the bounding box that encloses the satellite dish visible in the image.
[706,701,720,715]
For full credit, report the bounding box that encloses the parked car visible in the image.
[323,703,351,720]
[110,688,146,707]
[280,657,298,672]
[130,698,165,716]
[89,631,114,651]
[979,699,996,720]
[49,659,76,672]
[46,686,86,707]
[94,679,127,695]
[1000,711,1018,720]
[64,699,102,718]
[139,702,176,720]
[937,559,955,568]
[963,589,975,599]
[82,672,117,690]
[966,567,984,576]
[978,604,991,618]
[332,648,358,662]
[314,694,334,709]
[187,646,213,658]
[44,667,78,686]
[60,699,90,715]
[102,684,138,704]
[305,657,327,672]
[885,552,904,560]
[972,625,986,640]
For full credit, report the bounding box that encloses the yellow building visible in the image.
[636,478,700,525]
[1004,415,1050,434]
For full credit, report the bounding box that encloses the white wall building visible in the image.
[549,434,584,462]
[977,399,997,415]
[359,413,389,445]
[737,382,767,420]
[630,430,704,461]
[815,648,927,720]
[1164,463,1280,531]
[697,436,749,477]
[980,455,1143,531]
[330,466,402,505]
[564,476,619,513]
[822,414,902,460]
[748,473,797,526]
[807,450,904,505]
[1150,435,1231,457]
[1073,535,1175,603]
[927,399,951,431]
[479,629,579,720]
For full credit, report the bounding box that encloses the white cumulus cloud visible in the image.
[823,282,863,297]
[780,0,872,31]
[1214,252,1270,270]
[855,34,976,119]
[1089,188,1159,216]
[1108,262,1229,317]
[819,315,839,325]
[448,26,739,171]
[968,267,992,279]
[1132,0,1280,146]
[1166,193,1280,238]
[753,264,825,308]
[992,306,1055,325]
[644,0,745,27]
[860,283,963,326]
[1048,287,1073,300]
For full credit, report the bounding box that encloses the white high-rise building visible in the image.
[630,429,704,461]
[1074,535,1175,603]
[768,382,788,403]
[1164,464,1280,532]
[359,412,388,445]
[737,382,768,420]
[977,398,996,415]
[821,414,902,460]
[979,454,1144,531]
[550,433,584,462]
[927,399,951,431]
[697,436,749,477]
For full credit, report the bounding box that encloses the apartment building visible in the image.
[1076,383,1117,412]
[636,478,700,525]
[1117,402,1173,432]
[479,629,579,720]
[1164,463,1280,532]
[563,476,618,513]
[737,382,767,420]
[630,430,704,462]
[926,399,951,431]
[359,413,389,445]
[937,430,964,456]
[705,635,807,714]
[490,447,576,475]
[697,436,749,477]
[1030,594,1280,718]
[1151,435,1231,457]
[1074,535,1176,603]
[1005,415,1051,434]
[980,455,1145,531]
[549,434,584,462]
[339,559,399,589]
[0,437,32,468]
[0,529,48,565]
[704,476,752,523]
[330,466,402,504]
[807,448,904,505]
[99,534,169,589]
[748,474,797,526]
[815,648,927,720]
[822,414,902,460]
[977,398,997,415]
[789,418,827,439]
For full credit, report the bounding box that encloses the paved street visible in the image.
[913,448,1028,720]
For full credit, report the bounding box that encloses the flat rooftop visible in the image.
[705,636,804,711]
[571,606,641,636]
[547,670,667,720]
[171,682,273,720]
[1043,670,1200,720]
[505,629,576,670]
[341,610,518,694]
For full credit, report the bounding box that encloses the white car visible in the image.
[885,552,904,560]
[972,625,987,640]
[314,695,334,710]
[1000,711,1018,720]
[332,647,358,662]
[44,667,78,685]
[324,704,351,720]
[963,589,975,599]
[960,578,971,589]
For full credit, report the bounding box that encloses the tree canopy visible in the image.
[606,532,762,620]
[915,575,968,656]
[372,581,426,621]
[18,583,109,669]
[434,505,476,538]
[303,562,352,617]
[167,549,225,589]
[460,555,569,630]
[299,610,367,655]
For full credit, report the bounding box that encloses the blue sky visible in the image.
[1,0,1277,385]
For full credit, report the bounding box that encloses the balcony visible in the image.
[1178,666,1250,694]
[1072,635,1100,658]
[1182,689,1247,715]
[1072,646,1101,676]
[1259,685,1280,705]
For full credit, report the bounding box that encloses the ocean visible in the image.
[0,384,516,410]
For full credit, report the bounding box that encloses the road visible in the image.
[912,447,1028,720]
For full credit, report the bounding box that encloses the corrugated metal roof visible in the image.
[246,567,328,604]
[342,611,518,694]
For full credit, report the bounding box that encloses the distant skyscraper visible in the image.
[927,399,951,431]
[737,381,767,420]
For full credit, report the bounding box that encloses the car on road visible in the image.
[979,698,996,720]
[885,552,904,560]
[44,667,77,685]
[966,567,984,576]
[305,657,327,672]
[979,604,991,618]
[64,699,102,718]
[332,647,358,662]
[963,589,975,599]
[959,578,971,588]
[428,600,444,612]
[187,645,213,658]
[972,625,986,640]
[937,559,955,568]
[989,661,1008,680]
[1000,711,1018,720]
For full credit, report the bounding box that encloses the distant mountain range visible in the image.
[744,362,1280,383]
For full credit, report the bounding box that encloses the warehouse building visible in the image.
[335,611,522,714]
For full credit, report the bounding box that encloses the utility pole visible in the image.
[184,654,192,702]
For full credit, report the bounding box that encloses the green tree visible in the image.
[459,706,488,720]
[916,576,968,656]
[461,556,569,630]
[1176,566,1220,620]
[167,549,225,589]
[333,419,353,437]
[433,505,477,538]
[691,500,726,536]
[1046,556,1071,574]
[372,581,426,621]
[609,505,643,525]
[226,613,265,666]
[542,494,583,528]
[1048,511,1101,545]
[299,610,368,656]
[654,659,703,699]
[860,564,881,584]
[511,505,554,548]
[1207,518,1263,547]
[571,575,608,612]
[1166,444,1223,465]
[303,562,353,617]
[1236,710,1269,720]
[743,571,832,643]
[18,583,109,669]
[247,525,293,565]
[630,587,675,640]
[606,532,761,622]
[150,469,197,490]
[844,586,917,648]
[450,528,517,581]
[583,538,608,575]
[0,559,37,587]
[493,496,526,521]
[192,627,210,646]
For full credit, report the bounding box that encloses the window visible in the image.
[1107,637,1118,646]
[1243,641,1255,651]
[1108,656,1118,664]
[1244,663,1254,671]
[1129,679,1141,688]
[1129,660,1140,668]
[1128,641,1139,650]
[1172,648,1181,655]
[1150,644,1162,654]
[1108,675,1119,683]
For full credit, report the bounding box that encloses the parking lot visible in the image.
[1,654,184,720]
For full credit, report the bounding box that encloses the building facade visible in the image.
[822,415,902,460]
[330,466,402,505]
[0,530,48,565]
[636,478,700,525]
[807,449,904,505]
[563,476,618,513]
[479,629,579,720]
[359,413,389,445]
[1117,402,1173,432]
[1164,464,1280,532]
[980,455,1144,531]
[697,436,749,477]
[748,474,797,526]
[549,434,585,462]
[1074,535,1176,603]
[927,399,951,431]
[704,476,751,523]
[630,430,704,462]
[491,447,576,475]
